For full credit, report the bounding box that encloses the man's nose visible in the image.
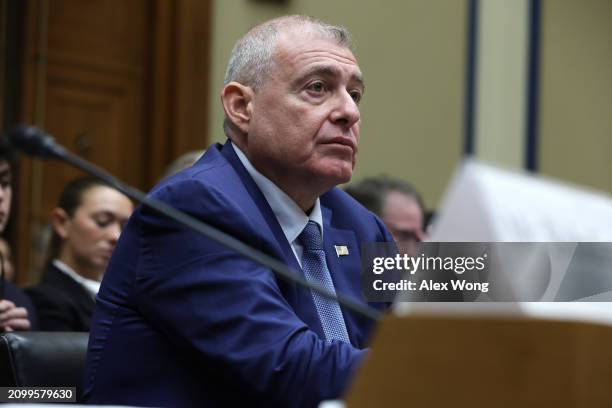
[330,90,360,128]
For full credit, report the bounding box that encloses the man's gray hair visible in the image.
[224,15,353,90]
[222,16,353,137]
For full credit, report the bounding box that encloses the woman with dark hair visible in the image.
[27,177,133,331]
[0,136,37,332]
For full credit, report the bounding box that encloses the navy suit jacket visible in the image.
[83,141,393,407]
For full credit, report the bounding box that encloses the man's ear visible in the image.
[221,82,255,135]
[51,208,70,239]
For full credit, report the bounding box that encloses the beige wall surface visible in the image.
[207,0,468,209]
[474,0,528,169]
[539,0,612,193]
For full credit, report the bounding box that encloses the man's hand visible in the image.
[0,299,31,331]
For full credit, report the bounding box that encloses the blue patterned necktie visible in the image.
[298,221,350,343]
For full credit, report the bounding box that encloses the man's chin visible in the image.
[334,160,354,182]
[316,165,353,188]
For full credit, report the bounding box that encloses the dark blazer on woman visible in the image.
[3,281,39,330]
[26,262,95,332]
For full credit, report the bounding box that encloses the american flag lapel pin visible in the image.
[334,245,349,257]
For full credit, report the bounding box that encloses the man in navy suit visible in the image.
[84,15,393,407]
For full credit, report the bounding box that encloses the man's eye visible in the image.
[349,91,362,104]
[307,81,325,93]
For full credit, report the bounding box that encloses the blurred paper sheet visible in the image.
[430,160,612,242]
[394,160,612,320]
[394,302,612,326]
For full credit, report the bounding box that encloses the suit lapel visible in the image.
[219,141,299,270]
[219,141,323,336]
[47,264,96,320]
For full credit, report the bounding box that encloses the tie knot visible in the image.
[299,221,323,251]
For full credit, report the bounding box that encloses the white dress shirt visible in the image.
[232,143,323,267]
[52,259,101,299]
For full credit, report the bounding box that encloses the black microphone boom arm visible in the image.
[7,125,382,322]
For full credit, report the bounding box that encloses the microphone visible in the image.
[7,125,67,159]
[7,124,382,322]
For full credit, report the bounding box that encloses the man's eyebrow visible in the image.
[0,169,11,178]
[296,65,365,89]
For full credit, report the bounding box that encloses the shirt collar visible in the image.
[52,259,100,299]
[231,142,324,243]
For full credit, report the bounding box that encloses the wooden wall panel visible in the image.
[43,73,130,207]
[16,0,212,284]
[47,0,147,67]
[148,0,212,185]
[44,61,145,187]
[0,0,6,128]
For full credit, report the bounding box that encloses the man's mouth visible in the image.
[323,136,356,152]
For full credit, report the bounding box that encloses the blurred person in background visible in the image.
[161,149,206,180]
[0,137,36,331]
[346,176,426,255]
[0,238,15,282]
[26,177,133,331]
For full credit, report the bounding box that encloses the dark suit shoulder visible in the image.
[322,187,391,239]
[25,265,94,332]
[140,154,267,246]
[3,281,39,330]
[33,265,92,300]
[322,187,375,217]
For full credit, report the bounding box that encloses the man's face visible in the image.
[245,28,364,195]
[382,191,425,256]
[0,161,12,233]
